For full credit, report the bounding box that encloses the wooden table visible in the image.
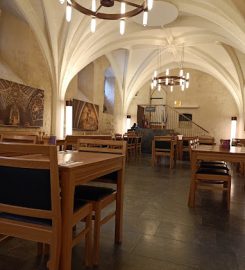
[188,145,245,207]
[58,151,124,270]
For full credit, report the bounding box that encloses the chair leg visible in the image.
[84,212,93,267]
[93,204,101,266]
[193,180,197,207]
[47,241,60,270]
[227,180,231,210]
[37,243,43,256]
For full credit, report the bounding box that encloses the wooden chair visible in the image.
[123,133,137,159]
[198,136,215,145]
[0,143,61,270]
[114,133,122,140]
[75,138,126,265]
[0,143,93,269]
[1,134,37,144]
[64,135,112,150]
[182,136,196,160]
[152,136,177,169]
[194,167,231,210]
[135,136,142,156]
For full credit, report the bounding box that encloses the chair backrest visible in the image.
[77,139,126,156]
[198,136,215,145]
[65,135,112,150]
[1,134,37,144]
[0,143,60,223]
[153,136,177,151]
[114,133,122,140]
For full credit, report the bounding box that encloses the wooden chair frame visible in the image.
[0,143,93,269]
[76,138,126,265]
[64,135,112,150]
[0,143,61,270]
[1,134,37,144]
[152,136,177,169]
[194,171,231,210]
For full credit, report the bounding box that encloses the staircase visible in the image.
[143,104,210,137]
[165,105,209,137]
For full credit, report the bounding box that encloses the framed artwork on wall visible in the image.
[0,78,44,128]
[72,99,99,131]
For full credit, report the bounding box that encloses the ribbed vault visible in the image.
[0,0,244,136]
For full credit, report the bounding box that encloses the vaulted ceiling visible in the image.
[1,0,245,116]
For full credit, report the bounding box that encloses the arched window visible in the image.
[103,67,115,114]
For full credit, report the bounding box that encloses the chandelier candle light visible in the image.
[151,47,190,92]
[59,0,154,35]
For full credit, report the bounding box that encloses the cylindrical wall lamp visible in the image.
[65,100,73,136]
[126,115,131,131]
[230,116,237,145]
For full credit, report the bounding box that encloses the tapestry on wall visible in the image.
[72,99,99,131]
[0,78,44,127]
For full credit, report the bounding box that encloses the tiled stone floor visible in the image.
[1,154,245,270]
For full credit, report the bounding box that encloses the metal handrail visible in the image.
[165,105,209,134]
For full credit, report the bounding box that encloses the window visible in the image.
[103,67,115,114]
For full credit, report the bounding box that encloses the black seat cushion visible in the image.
[200,161,226,165]
[196,168,230,175]
[183,140,189,147]
[97,172,117,182]
[0,166,51,210]
[75,185,115,201]
[73,199,89,211]
[199,164,229,171]
[155,141,171,150]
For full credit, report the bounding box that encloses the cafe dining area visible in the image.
[0,1,245,270]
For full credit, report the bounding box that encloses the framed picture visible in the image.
[0,78,44,127]
[72,99,99,131]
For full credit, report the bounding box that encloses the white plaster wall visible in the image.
[128,69,239,143]
[166,69,239,143]
[65,56,124,134]
[0,10,52,134]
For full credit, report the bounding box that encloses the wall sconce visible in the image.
[230,116,237,145]
[126,115,131,131]
[65,100,73,136]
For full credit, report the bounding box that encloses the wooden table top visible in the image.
[58,151,123,168]
[192,145,245,154]
[18,151,123,167]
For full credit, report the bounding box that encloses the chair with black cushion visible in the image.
[123,134,136,160]
[152,136,177,169]
[182,137,193,160]
[194,166,231,210]
[114,133,122,140]
[0,143,93,269]
[75,138,126,265]
[64,135,112,150]
[136,136,142,156]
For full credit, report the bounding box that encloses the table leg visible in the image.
[188,151,197,207]
[115,169,124,243]
[60,172,74,270]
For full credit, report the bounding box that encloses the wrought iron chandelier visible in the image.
[151,47,190,92]
[59,0,154,35]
